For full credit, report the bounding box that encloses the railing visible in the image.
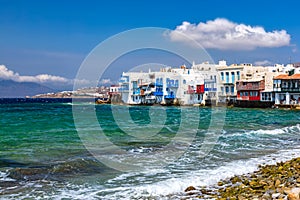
[281,88,300,92]
[218,92,236,96]
[204,88,217,92]
[236,83,264,91]
[164,94,175,99]
[167,83,179,88]
[154,91,163,96]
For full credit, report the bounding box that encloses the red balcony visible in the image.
[236,80,265,91]
[196,85,204,94]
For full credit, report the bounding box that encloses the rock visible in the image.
[283,187,300,200]
[272,193,281,198]
[0,181,19,188]
[230,176,242,184]
[287,193,298,200]
[184,186,196,192]
[218,181,224,186]
[249,180,264,189]
[275,179,281,187]
[8,167,49,181]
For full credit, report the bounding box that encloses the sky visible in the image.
[1,0,300,88]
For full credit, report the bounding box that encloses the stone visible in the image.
[184,186,196,192]
[218,181,224,186]
[275,179,281,187]
[287,193,298,200]
[272,193,281,198]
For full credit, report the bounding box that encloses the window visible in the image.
[226,72,229,83]
[221,72,224,81]
[221,87,224,94]
[231,72,235,83]
[183,80,186,84]
[225,86,229,93]
[231,86,234,94]
[250,91,258,96]
[244,92,248,96]
[237,71,240,80]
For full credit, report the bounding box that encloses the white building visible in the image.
[119,63,218,105]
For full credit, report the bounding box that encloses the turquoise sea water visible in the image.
[1,99,300,199]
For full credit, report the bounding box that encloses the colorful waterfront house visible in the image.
[119,74,130,103]
[191,61,219,105]
[236,79,265,107]
[154,77,164,103]
[164,77,178,104]
[273,73,300,106]
[109,85,121,103]
[109,85,120,94]
[185,84,205,105]
[137,82,155,105]
[216,60,243,103]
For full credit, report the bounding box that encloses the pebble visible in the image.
[183,157,300,199]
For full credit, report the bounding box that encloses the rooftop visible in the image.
[274,73,300,80]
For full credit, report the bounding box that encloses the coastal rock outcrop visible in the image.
[184,157,300,199]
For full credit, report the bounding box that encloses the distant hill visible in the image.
[0,80,55,98]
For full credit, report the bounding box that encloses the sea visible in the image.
[1,98,300,199]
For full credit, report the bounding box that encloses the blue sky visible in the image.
[0,0,300,87]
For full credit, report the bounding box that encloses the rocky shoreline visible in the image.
[184,157,300,199]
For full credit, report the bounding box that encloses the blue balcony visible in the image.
[155,82,163,87]
[204,88,217,92]
[133,88,140,95]
[154,91,163,96]
[164,94,175,99]
[119,76,129,83]
[166,79,179,88]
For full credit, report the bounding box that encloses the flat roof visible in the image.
[274,73,300,80]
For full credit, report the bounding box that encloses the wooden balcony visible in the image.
[236,80,265,91]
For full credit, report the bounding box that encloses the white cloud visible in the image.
[0,65,100,89]
[168,18,291,50]
[99,78,112,85]
[254,60,273,66]
[0,64,68,83]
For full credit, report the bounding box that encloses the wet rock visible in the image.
[272,192,281,198]
[217,181,224,186]
[8,167,49,181]
[0,181,19,188]
[184,186,196,192]
[182,157,300,199]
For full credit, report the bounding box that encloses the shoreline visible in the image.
[184,157,300,199]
